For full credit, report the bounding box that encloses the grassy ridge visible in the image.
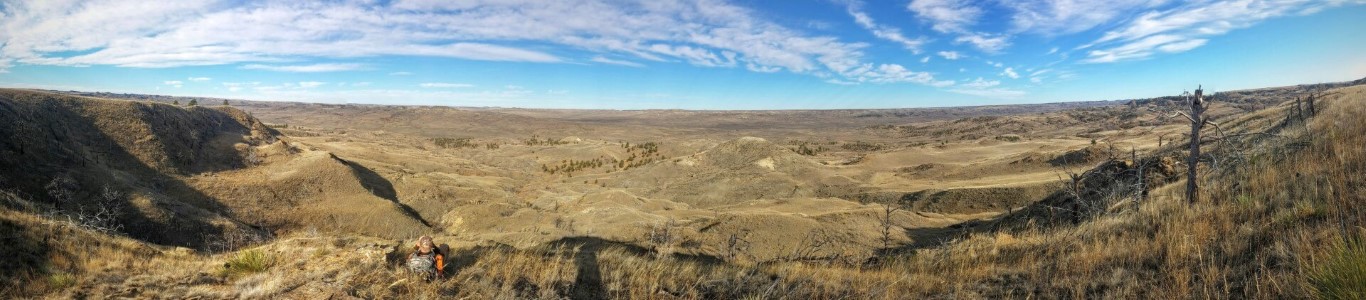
[1,86,1363,298]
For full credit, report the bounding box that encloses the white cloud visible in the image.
[353,82,372,87]
[907,0,983,33]
[955,33,1011,53]
[1081,0,1356,63]
[388,71,413,76]
[163,80,183,88]
[1001,67,1019,79]
[746,63,781,73]
[1082,34,1207,63]
[907,0,1012,54]
[936,51,962,60]
[949,87,1026,98]
[843,63,953,86]
[848,4,926,53]
[647,44,735,68]
[920,56,931,63]
[959,77,1000,89]
[242,63,364,72]
[298,81,326,88]
[187,77,211,81]
[420,82,476,88]
[825,79,858,85]
[1005,0,1168,35]
[0,0,950,86]
[591,56,645,67]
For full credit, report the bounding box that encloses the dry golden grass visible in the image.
[2,85,1363,299]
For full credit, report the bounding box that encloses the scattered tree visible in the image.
[188,99,199,106]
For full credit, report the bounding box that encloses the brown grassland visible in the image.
[1,82,1363,299]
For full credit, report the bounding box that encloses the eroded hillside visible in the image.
[2,82,1363,298]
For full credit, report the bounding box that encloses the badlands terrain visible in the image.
[2,79,1364,298]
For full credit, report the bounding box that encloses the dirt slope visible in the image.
[0,89,432,247]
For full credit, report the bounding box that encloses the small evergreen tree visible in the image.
[173,100,180,105]
[222,99,230,106]
[188,99,198,106]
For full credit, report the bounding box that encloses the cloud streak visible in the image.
[420,83,476,88]
[848,3,926,53]
[241,63,365,72]
[0,0,949,87]
[1080,0,1359,63]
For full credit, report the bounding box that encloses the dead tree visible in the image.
[1295,97,1305,120]
[878,202,900,249]
[1132,147,1146,202]
[1307,91,1318,117]
[1181,86,1211,205]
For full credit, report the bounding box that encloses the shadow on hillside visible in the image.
[330,155,434,228]
[546,236,726,300]
[0,94,233,249]
[878,217,999,256]
[0,218,49,291]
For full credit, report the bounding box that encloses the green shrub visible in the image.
[1311,240,1366,300]
[223,249,275,277]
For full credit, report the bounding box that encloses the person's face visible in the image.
[419,239,434,252]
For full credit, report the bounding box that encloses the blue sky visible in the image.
[1,0,1364,109]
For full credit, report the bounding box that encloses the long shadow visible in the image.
[0,91,232,248]
[328,154,434,228]
[0,218,49,293]
[553,237,611,300]
[546,236,726,300]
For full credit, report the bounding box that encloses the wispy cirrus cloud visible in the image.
[948,87,1026,98]
[1081,0,1362,63]
[949,75,1024,98]
[242,63,364,72]
[906,0,1011,53]
[420,82,476,88]
[591,56,645,67]
[187,77,211,82]
[906,0,982,33]
[954,33,1011,54]
[0,0,950,87]
[847,2,927,53]
[958,77,999,89]
[1004,0,1169,35]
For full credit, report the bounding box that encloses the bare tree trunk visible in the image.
[1296,97,1304,120]
[878,202,899,249]
[1133,147,1146,202]
[1307,93,1317,117]
[1187,87,1206,205]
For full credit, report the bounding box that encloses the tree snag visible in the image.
[1186,86,1209,205]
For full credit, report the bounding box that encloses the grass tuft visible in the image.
[1310,239,1366,300]
[47,273,75,290]
[222,249,275,277]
